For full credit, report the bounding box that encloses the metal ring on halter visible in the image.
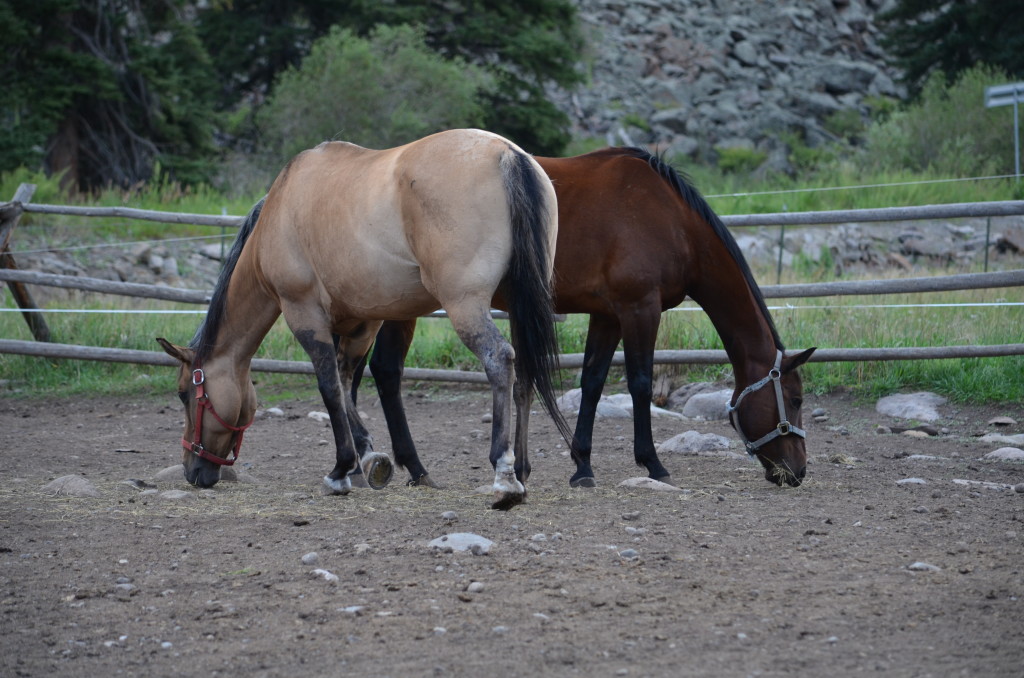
[181,363,251,466]
[728,349,806,457]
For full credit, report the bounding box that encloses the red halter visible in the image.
[182,367,252,466]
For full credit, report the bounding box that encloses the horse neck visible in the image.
[205,264,281,374]
[688,262,779,387]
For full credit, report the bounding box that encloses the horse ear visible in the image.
[156,337,194,366]
[783,347,816,373]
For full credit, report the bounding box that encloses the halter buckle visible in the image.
[192,368,205,386]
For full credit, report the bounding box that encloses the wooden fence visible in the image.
[2,184,1023,382]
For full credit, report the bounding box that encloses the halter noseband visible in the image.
[726,349,805,457]
[182,366,252,466]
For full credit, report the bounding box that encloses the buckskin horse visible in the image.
[158,129,569,510]
[355,147,815,489]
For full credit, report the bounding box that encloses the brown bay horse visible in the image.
[157,129,569,510]
[356,147,815,489]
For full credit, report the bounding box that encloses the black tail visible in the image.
[500,149,572,444]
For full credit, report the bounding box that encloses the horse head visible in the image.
[728,348,816,487]
[157,338,257,489]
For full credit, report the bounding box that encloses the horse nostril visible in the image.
[797,465,807,479]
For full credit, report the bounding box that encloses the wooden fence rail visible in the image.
[3,339,1022,385]
[2,188,1024,382]
[2,268,1023,305]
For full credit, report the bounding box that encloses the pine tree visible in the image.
[880,0,1024,96]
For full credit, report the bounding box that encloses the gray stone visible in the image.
[618,477,684,492]
[41,475,101,498]
[666,382,724,411]
[896,477,928,486]
[681,389,733,420]
[428,533,493,555]
[813,59,878,94]
[153,465,185,484]
[875,392,947,422]
[159,490,194,501]
[650,107,690,134]
[595,401,632,419]
[982,447,1024,462]
[907,562,941,572]
[657,430,736,456]
[732,40,759,67]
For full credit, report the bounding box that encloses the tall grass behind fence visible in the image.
[2,170,1023,402]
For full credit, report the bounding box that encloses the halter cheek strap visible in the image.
[182,367,252,466]
[726,349,806,457]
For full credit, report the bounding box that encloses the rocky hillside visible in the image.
[10,0,1023,295]
[552,0,903,171]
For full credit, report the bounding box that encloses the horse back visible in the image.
[536,149,704,315]
[250,130,545,320]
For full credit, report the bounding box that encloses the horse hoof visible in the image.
[491,491,525,511]
[408,474,441,489]
[348,473,370,489]
[323,475,352,495]
[569,476,597,489]
[361,453,394,490]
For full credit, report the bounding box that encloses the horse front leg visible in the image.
[569,313,620,488]
[620,304,671,483]
[293,328,360,495]
[448,308,520,510]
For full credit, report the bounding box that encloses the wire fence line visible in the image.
[14,198,1024,229]
[705,173,1022,199]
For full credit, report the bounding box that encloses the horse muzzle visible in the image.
[763,461,806,487]
[184,458,221,488]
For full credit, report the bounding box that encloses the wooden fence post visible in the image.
[1,183,52,342]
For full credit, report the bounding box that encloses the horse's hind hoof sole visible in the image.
[491,492,525,511]
[362,453,394,490]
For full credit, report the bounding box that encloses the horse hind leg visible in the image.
[335,332,394,490]
[569,314,621,488]
[446,304,522,510]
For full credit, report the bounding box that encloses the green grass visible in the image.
[2,165,1022,403]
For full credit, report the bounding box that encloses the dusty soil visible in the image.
[2,382,1023,677]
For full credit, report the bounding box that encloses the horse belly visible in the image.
[324,254,438,320]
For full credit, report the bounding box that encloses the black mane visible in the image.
[189,197,265,363]
[621,147,784,350]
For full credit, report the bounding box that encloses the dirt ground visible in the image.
[1,380,1022,678]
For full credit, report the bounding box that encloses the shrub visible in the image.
[256,24,494,166]
[861,64,1015,177]
[716,146,767,174]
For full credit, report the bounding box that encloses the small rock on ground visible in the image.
[41,475,100,498]
[428,533,493,555]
